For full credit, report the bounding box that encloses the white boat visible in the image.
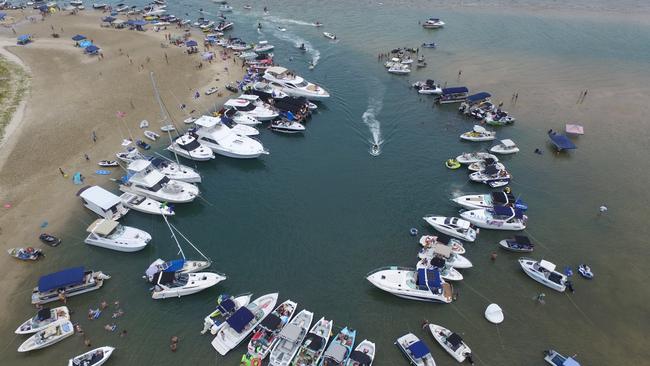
[417,83,442,95]
[384,57,401,68]
[18,321,74,352]
[422,216,478,242]
[422,17,445,29]
[290,316,334,366]
[395,333,436,366]
[144,130,160,141]
[247,300,298,359]
[388,63,411,75]
[484,304,504,324]
[119,160,199,203]
[92,3,107,9]
[460,125,496,142]
[201,293,253,335]
[139,120,149,128]
[167,133,215,161]
[467,157,505,172]
[160,124,176,132]
[211,293,279,355]
[346,339,376,366]
[219,4,233,12]
[426,324,471,363]
[366,266,453,303]
[270,119,305,134]
[151,271,226,299]
[263,66,330,99]
[205,86,219,95]
[68,346,115,366]
[222,109,262,126]
[419,235,465,254]
[323,32,336,40]
[254,40,275,53]
[15,306,70,335]
[484,110,515,126]
[519,258,567,292]
[418,242,472,269]
[468,165,511,188]
[98,160,119,167]
[184,116,197,124]
[77,185,130,220]
[70,0,83,6]
[149,156,202,183]
[227,95,279,121]
[31,267,110,305]
[120,192,175,216]
[544,349,581,366]
[490,139,520,154]
[267,309,314,366]
[452,191,517,211]
[416,257,464,282]
[216,21,235,32]
[578,264,594,279]
[252,81,290,99]
[194,116,269,159]
[460,207,527,231]
[84,218,151,252]
[455,152,499,164]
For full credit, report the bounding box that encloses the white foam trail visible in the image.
[362,96,383,146]
[264,15,316,27]
[271,30,321,66]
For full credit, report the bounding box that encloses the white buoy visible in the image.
[599,205,608,213]
[485,303,504,324]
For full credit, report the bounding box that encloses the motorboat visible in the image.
[421,42,436,48]
[544,349,581,366]
[484,110,515,126]
[412,80,442,95]
[67,346,115,366]
[366,266,453,303]
[120,192,175,216]
[84,218,151,252]
[490,139,520,154]
[267,309,314,366]
[148,157,202,183]
[31,267,110,305]
[460,207,527,231]
[416,257,464,282]
[205,86,219,95]
[70,0,83,5]
[384,57,401,68]
[253,40,275,53]
[39,233,61,247]
[467,157,504,172]
[422,17,445,28]
[221,108,262,126]
[184,116,197,124]
[548,129,577,152]
[323,32,336,40]
[518,258,567,292]
[92,3,107,9]
[219,4,233,12]
[270,119,306,134]
[419,234,465,254]
[150,271,226,299]
[346,339,375,366]
[499,235,535,252]
[193,116,269,159]
[136,139,151,150]
[370,144,380,156]
[387,64,411,75]
[468,165,511,188]
[395,333,436,366]
[263,66,330,99]
[452,190,526,211]
[578,264,594,279]
[8,247,43,261]
[119,160,199,203]
[216,21,234,32]
[484,304,504,324]
[422,216,478,242]
[144,130,160,141]
[460,125,496,142]
[418,244,472,269]
[227,95,279,121]
[98,160,118,167]
[426,324,471,363]
[243,4,252,10]
[145,258,211,284]
[77,185,130,220]
[160,124,176,132]
[290,317,333,366]
[252,81,290,99]
[18,321,74,352]
[202,293,253,335]
[321,327,356,365]
[458,92,492,114]
[455,152,499,164]
[437,87,468,104]
[212,293,279,355]
[15,306,70,334]
[229,41,251,52]
[167,133,215,161]
[247,300,298,359]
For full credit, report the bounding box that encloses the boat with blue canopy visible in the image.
[437,87,469,104]
[366,266,453,303]
[460,206,527,231]
[31,267,110,305]
[395,333,436,366]
[548,130,576,151]
[544,349,581,366]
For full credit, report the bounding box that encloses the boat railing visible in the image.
[365,266,412,276]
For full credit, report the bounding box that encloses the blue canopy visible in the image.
[38,267,85,292]
[85,45,100,54]
[79,40,92,48]
[186,40,198,47]
[17,34,31,43]
[548,130,576,151]
[226,307,254,333]
[0,12,7,20]
[466,92,491,103]
[407,340,430,359]
[102,16,116,23]
[441,87,469,95]
[217,298,236,314]
[430,268,442,288]
[72,34,87,41]
[127,19,147,26]
[493,206,514,216]
[163,259,185,272]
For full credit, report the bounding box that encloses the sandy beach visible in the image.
[0,8,243,327]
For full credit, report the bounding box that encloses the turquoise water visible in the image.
[2,1,650,365]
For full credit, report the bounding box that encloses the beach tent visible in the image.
[112,19,126,28]
[186,40,198,47]
[79,40,93,48]
[201,52,214,61]
[102,16,116,23]
[85,45,100,54]
[71,34,86,41]
[127,19,147,26]
[0,12,7,21]
[548,130,576,151]
[17,34,32,45]
[565,124,584,135]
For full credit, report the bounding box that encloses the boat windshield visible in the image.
[149,176,171,191]
[179,138,201,151]
[236,103,256,112]
[107,225,125,238]
[293,80,309,88]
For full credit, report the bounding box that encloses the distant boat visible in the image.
[544,349,581,366]
[519,258,567,292]
[15,306,70,334]
[67,346,115,366]
[323,32,336,40]
[422,18,445,29]
[499,235,535,253]
[490,139,520,154]
[17,321,74,352]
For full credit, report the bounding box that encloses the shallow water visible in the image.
[2,1,650,365]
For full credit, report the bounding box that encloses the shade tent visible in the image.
[565,124,584,135]
[226,307,254,333]
[17,34,32,45]
[466,92,491,103]
[85,45,100,54]
[441,86,469,95]
[79,40,93,48]
[548,130,577,151]
[38,267,85,292]
[71,34,87,41]
[186,40,198,47]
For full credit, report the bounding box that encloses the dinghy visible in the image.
[15,306,70,334]
[160,124,176,132]
[395,333,436,366]
[499,235,534,252]
[270,119,305,134]
[247,299,298,359]
[267,309,314,366]
[17,321,74,352]
[201,293,253,335]
[323,32,336,40]
[8,247,44,261]
[518,258,567,292]
[120,192,175,216]
[346,339,376,366]
[39,233,61,247]
[460,125,496,142]
[484,304,504,324]
[290,316,333,366]
[460,207,527,231]
[422,216,478,242]
[67,346,115,366]
[139,120,149,128]
[426,323,472,363]
[419,235,465,254]
[144,130,160,141]
[490,139,519,154]
[455,152,499,164]
[184,116,197,124]
[321,326,356,365]
[578,264,594,279]
[366,266,453,303]
[97,160,119,167]
[544,349,581,366]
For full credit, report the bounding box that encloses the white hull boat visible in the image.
[388,64,411,74]
[469,166,511,188]
[395,333,436,366]
[263,66,330,99]
[467,160,505,172]
[247,299,298,359]
[144,130,160,141]
[460,125,496,142]
[366,266,453,303]
[18,321,74,352]
[194,116,268,159]
[68,346,115,366]
[347,339,376,366]
[544,349,581,366]
[418,247,473,269]
[452,191,515,210]
[267,309,314,366]
[31,268,110,305]
[149,157,202,183]
[15,307,70,335]
[167,133,215,161]
[490,139,520,154]
[151,271,226,299]
[455,152,498,164]
[120,160,199,203]
[290,316,333,366]
[223,110,262,126]
[84,219,151,252]
[460,208,527,231]
[212,293,279,355]
[270,119,305,134]
[419,235,465,254]
[230,123,260,136]
[426,324,471,363]
[416,259,464,281]
[519,258,567,292]
[323,32,336,40]
[120,192,175,216]
[422,216,478,242]
[230,94,279,121]
[202,293,253,335]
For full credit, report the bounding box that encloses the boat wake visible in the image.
[264,15,317,27]
[271,30,320,67]
[362,96,384,155]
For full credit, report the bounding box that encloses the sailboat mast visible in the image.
[161,213,186,260]
[149,71,181,165]
[170,223,211,262]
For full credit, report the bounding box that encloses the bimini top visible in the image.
[38,266,85,292]
[466,92,491,103]
[304,333,325,351]
[473,125,489,134]
[441,87,469,95]
[323,343,348,363]
[548,130,576,150]
[432,243,452,258]
[86,219,119,235]
[226,307,255,333]
[279,323,303,342]
[447,333,464,348]
[491,191,511,204]
[162,259,185,273]
[417,268,442,289]
[71,34,86,41]
[217,298,236,314]
[539,259,557,272]
[407,340,430,359]
[265,66,288,75]
[77,185,121,210]
[500,139,517,148]
[260,313,282,331]
[484,164,499,176]
[194,115,220,129]
[493,206,525,219]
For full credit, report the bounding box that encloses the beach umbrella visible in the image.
[186,40,198,47]
[71,34,86,41]
[132,20,147,26]
[565,124,584,135]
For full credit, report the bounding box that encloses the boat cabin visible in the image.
[227,307,255,334]
[77,185,129,220]
[86,219,120,239]
[224,99,256,112]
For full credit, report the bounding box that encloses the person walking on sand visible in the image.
[92,130,97,142]
[59,167,66,177]
[457,70,462,79]
[84,154,89,161]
